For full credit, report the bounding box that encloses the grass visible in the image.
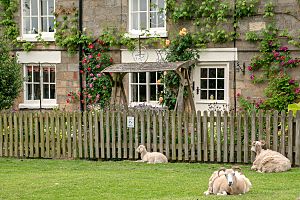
[0,158,299,200]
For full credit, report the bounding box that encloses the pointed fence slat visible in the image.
[190,112,195,162]
[165,111,170,159]
[216,111,221,162]
[14,113,18,157]
[258,110,263,140]
[0,110,299,166]
[209,111,215,162]
[196,111,202,162]
[9,113,13,157]
[272,110,279,151]
[295,111,300,166]
[287,111,293,162]
[223,111,228,163]
[203,111,208,162]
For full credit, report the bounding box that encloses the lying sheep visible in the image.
[204,167,252,195]
[136,145,168,164]
[251,140,291,173]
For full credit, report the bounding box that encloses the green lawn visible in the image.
[0,158,299,200]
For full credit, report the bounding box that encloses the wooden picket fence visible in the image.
[0,110,299,166]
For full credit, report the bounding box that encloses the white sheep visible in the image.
[204,167,252,195]
[136,145,168,164]
[251,140,291,173]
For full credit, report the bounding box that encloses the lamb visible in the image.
[136,145,168,164]
[251,140,291,173]
[204,167,252,196]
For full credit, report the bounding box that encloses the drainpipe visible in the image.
[233,0,237,113]
[79,0,84,111]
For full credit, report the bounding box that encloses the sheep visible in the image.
[136,145,168,164]
[204,167,252,196]
[251,140,291,173]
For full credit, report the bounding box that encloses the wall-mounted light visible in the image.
[236,61,246,75]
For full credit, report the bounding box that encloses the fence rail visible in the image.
[0,110,299,166]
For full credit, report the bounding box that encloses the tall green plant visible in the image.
[0,39,22,110]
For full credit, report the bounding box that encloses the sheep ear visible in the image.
[217,167,226,176]
[232,166,241,172]
[260,140,266,146]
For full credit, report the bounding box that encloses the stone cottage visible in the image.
[11,0,300,111]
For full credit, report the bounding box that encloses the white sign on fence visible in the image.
[127,116,135,128]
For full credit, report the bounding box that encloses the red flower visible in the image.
[247,66,252,71]
[88,44,94,49]
[80,70,84,74]
[110,57,113,63]
[97,53,101,57]
[87,67,91,71]
[66,99,70,104]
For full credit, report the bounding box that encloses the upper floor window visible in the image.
[21,0,55,41]
[129,0,167,38]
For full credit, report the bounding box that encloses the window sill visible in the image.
[19,103,59,109]
[127,30,168,38]
[17,34,55,42]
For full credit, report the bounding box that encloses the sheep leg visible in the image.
[217,191,227,195]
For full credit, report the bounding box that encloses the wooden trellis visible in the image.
[102,60,197,112]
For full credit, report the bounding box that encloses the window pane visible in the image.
[43,68,49,82]
[217,79,224,89]
[131,0,138,11]
[50,84,55,99]
[34,84,41,100]
[23,0,30,16]
[201,68,207,78]
[208,79,216,89]
[139,72,146,83]
[33,67,40,82]
[150,12,157,28]
[158,0,164,9]
[49,17,54,32]
[41,0,47,15]
[217,90,224,100]
[200,90,207,100]
[200,79,207,89]
[209,90,216,100]
[41,17,48,32]
[158,84,164,97]
[26,66,32,82]
[23,17,31,34]
[31,17,38,33]
[217,68,224,78]
[48,0,54,14]
[157,12,165,28]
[26,84,32,100]
[150,85,156,101]
[131,73,138,83]
[150,72,156,83]
[50,68,55,83]
[209,68,216,78]
[140,0,147,11]
[139,85,146,102]
[31,0,38,16]
[131,85,138,102]
[131,13,138,30]
[43,84,49,99]
[140,12,147,30]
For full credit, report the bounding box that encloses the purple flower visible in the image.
[247,66,253,71]
[295,88,300,94]
[289,79,295,84]
[250,74,255,80]
[287,59,294,64]
[279,46,288,52]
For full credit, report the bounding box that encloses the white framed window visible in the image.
[129,72,164,106]
[21,0,55,41]
[128,0,167,38]
[20,63,57,109]
[193,62,230,111]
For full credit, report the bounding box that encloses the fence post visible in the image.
[229,111,235,163]
[196,111,202,162]
[165,110,170,159]
[216,111,221,162]
[287,111,293,163]
[295,111,300,166]
[237,112,242,163]
[272,110,279,151]
[223,111,228,163]
[203,111,208,162]
[280,111,286,156]
[171,111,176,161]
[243,113,249,163]
[250,111,256,162]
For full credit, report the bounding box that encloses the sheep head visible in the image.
[218,168,237,187]
[136,145,146,153]
[251,140,265,154]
